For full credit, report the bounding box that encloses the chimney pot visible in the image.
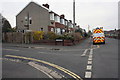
[69,20,72,23]
[42,4,49,9]
[60,14,65,19]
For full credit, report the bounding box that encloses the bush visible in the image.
[55,33,74,40]
[73,32,83,40]
[43,32,83,40]
[63,34,74,40]
[44,31,57,40]
[33,31,44,40]
[55,35,64,39]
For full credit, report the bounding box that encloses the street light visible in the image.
[73,0,75,28]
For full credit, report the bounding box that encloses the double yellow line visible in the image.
[5,55,83,80]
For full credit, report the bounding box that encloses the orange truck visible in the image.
[92,27,105,44]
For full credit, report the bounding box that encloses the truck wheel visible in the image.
[103,41,105,44]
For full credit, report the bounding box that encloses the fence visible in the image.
[2,32,33,44]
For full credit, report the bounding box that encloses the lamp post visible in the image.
[73,0,75,29]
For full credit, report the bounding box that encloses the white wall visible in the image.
[50,13,54,20]
[54,15,60,23]
[60,18,65,25]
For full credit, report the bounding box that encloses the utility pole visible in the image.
[0,13,2,27]
[27,12,29,30]
[88,25,90,32]
[73,0,75,29]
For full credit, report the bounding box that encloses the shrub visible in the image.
[33,31,44,40]
[55,33,74,40]
[55,35,64,39]
[44,31,57,40]
[73,32,83,40]
[63,34,74,40]
[43,32,83,40]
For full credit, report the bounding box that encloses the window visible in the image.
[29,17,32,25]
[50,13,54,20]
[25,17,28,25]
[25,17,27,21]
[93,33,104,37]
[29,19,32,24]
[55,15,60,23]
[51,22,54,25]
[65,21,68,25]
[60,19,65,25]
[41,28,43,31]
[51,28,54,32]
[56,28,61,35]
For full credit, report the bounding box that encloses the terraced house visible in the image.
[16,2,76,35]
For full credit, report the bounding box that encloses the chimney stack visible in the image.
[42,4,49,9]
[69,20,72,23]
[60,14,65,19]
[77,25,80,28]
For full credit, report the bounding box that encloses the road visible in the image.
[2,60,50,78]
[2,38,118,79]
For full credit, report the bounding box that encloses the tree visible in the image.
[75,28,83,34]
[75,28,85,37]
[87,30,92,37]
[2,19,13,32]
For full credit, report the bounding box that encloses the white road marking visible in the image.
[38,52,46,54]
[91,45,95,49]
[86,65,92,70]
[28,62,54,78]
[2,58,21,63]
[90,45,100,49]
[87,61,92,65]
[62,49,86,51]
[97,45,100,48]
[81,49,88,56]
[38,52,63,55]
[84,45,95,78]
[28,62,64,78]
[90,49,93,55]
[34,47,45,49]
[85,72,92,78]
[88,57,92,61]
[3,49,19,51]
[89,55,92,58]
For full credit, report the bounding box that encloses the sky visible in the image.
[0,0,119,31]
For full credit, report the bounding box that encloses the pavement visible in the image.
[2,38,119,79]
[2,38,91,50]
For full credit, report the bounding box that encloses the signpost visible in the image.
[55,39,64,46]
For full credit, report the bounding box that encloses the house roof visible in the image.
[16,1,50,17]
[16,1,75,26]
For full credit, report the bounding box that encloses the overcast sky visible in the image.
[0,0,119,31]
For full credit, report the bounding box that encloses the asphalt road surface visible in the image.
[2,59,49,78]
[2,38,119,79]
